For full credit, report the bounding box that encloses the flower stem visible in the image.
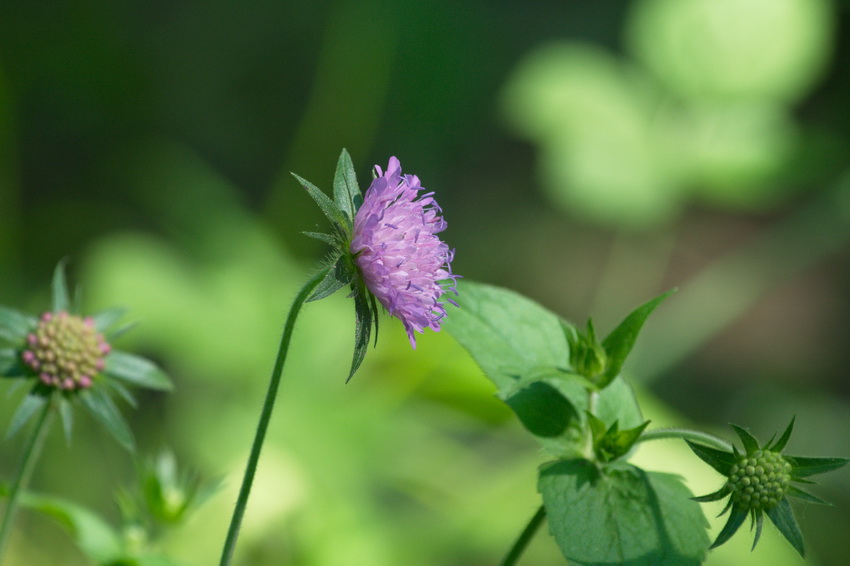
[218,267,330,566]
[637,428,733,452]
[500,505,547,566]
[0,398,54,565]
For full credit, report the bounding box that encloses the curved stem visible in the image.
[500,505,547,566]
[219,267,329,566]
[0,397,54,565]
[637,428,733,452]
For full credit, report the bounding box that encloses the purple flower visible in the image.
[351,157,459,348]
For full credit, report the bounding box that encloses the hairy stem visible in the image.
[219,267,329,566]
[0,399,54,565]
[500,505,547,566]
[637,428,733,452]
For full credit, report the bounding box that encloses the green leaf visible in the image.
[600,289,675,388]
[0,348,25,377]
[5,389,49,440]
[308,255,355,303]
[333,148,361,226]
[786,485,830,505]
[539,460,709,565]
[787,455,849,478]
[78,388,135,451]
[0,306,36,343]
[709,504,748,549]
[104,351,173,391]
[500,376,582,440]
[766,499,805,556]
[685,440,737,476]
[768,416,795,452]
[594,420,651,463]
[442,281,569,391]
[292,172,348,237]
[691,484,731,503]
[52,259,71,313]
[16,491,124,564]
[594,376,644,431]
[730,424,760,454]
[90,306,129,333]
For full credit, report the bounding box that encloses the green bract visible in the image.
[0,261,172,450]
[687,418,848,556]
[292,149,377,381]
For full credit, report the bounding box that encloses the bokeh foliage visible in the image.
[1,0,849,564]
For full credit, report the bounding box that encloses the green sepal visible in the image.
[292,172,349,238]
[599,289,675,389]
[302,231,338,246]
[308,255,356,303]
[710,503,748,549]
[685,440,737,476]
[0,306,36,343]
[587,414,650,463]
[730,424,760,454]
[51,259,71,313]
[78,388,135,451]
[90,306,129,334]
[767,416,795,452]
[691,484,731,503]
[0,348,25,377]
[347,286,378,382]
[104,351,173,391]
[786,485,830,505]
[766,498,805,556]
[333,148,361,226]
[752,511,765,551]
[5,387,50,440]
[787,455,849,478]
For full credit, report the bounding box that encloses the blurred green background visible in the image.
[1,0,849,564]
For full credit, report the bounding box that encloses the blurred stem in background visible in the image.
[0,399,53,565]
[219,266,329,566]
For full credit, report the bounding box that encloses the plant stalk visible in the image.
[219,267,329,566]
[0,398,54,565]
[637,428,733,452]
[500,505,547,566]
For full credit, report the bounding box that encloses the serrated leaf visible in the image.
[766,499,805,556]
[333,148,360,226]
[5,390,50,440]
[104,351,173,391]
[709,503,748,549]
[600,289,675,388]
[730,424,760,454]
[78,388,135,451]
[442,281,570,391]
[308,255,355,303]
[787,455,849,478]
[17,491,124,564]
[0,306,36,343]
[539,460,709,565]
[685,440,737,476]
[0,348,25,377]
[292,172,348,237]
[90,306,128,333]
[52,259,71,313]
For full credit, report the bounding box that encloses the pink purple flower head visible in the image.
[350,157,459,348]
